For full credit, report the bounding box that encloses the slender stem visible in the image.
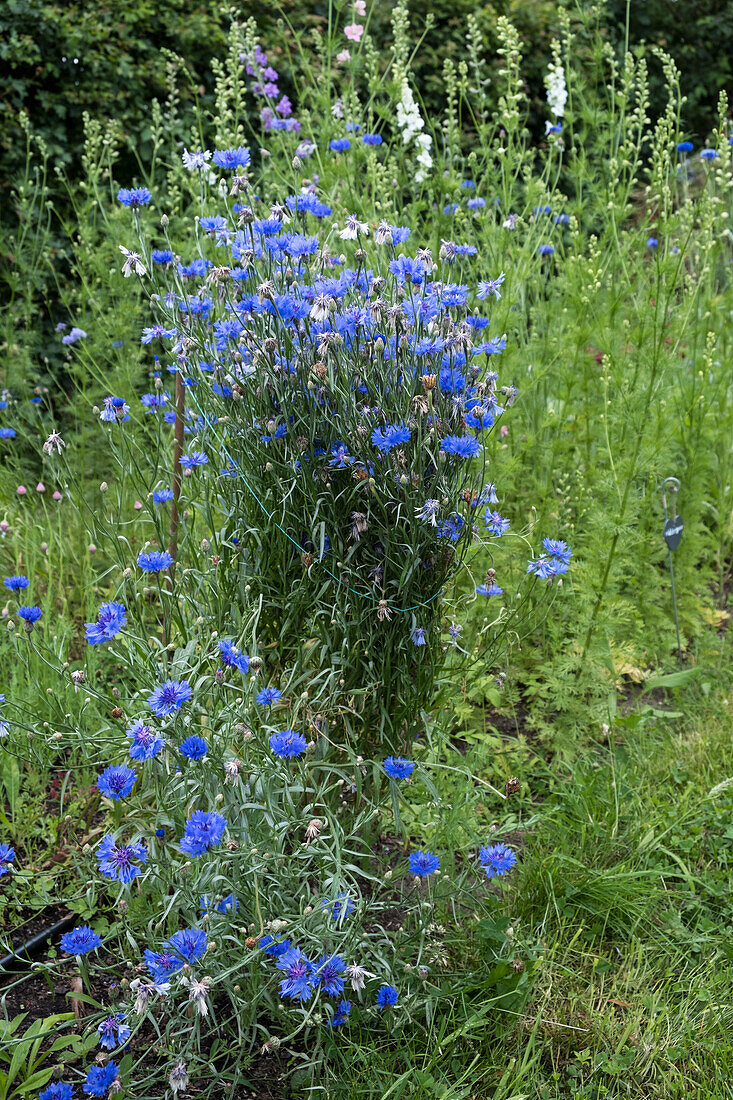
[168,372,186,566]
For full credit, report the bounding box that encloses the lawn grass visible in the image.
[314,687,733,1099]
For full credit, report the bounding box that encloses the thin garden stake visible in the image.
[168,370,185,564]
[661,477,683,663]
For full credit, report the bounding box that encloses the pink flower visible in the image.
[336,49,352,63]
[354,0,366,14]
[344,23,364,42]
[134,501,143,510]
[88,543,97,555]
[499,425,509,438]
[17,485,27,496]
[36,482,46,493]
[53,491,63,501]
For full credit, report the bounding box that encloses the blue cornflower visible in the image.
[476,583,503,596]
[126,721,164,761]
[443,203,458,215]
[362,133,383,145]
[60,925,102,955]
[218,639,250,674]
[371,423,411,452]
[542,537,572,564]
[152,489,175,503]
[212,146,251,169]
[0,429,16,439]
[677,141,693,153]
[321,893,356,921]
[472,336,507,355]
[0,843,15,875]
[278,947,316,1001]
[178,735,208,760]
[484,511,510,536]
[527,556,567,578]
[327,999,352,1028]
[200,893,238,914]
[328,442,354,468]
[259,935,292,957]
[84,601,127,645]
[467,197,486,210]
[148,679,192,716]
[83,1061,119,1096]
[411,627,426,646]
[700,148,719,160]
[179,811,227,856]
[168,927,208,963]
[256,687,282,706]
[312,954,346,997]
[479,842,517,878]
[270,730,307,758]
[384,757,415,780]
[97,834,148,883]
[646,237,658,248]
[329,138,351,152]
[538,244,555,256]
[409,850,440,876]
[180,451,208,469]
[375,984,398,1008]
[117,186,152,207]
[143,947,183,984]
[440,435,482,459]
[388,254,425,284]
[151,249,174,264]
[3,575,29,591]
[97,765,137,801]
[137,550,173,572]
[17,605,42,623]
[461,179,476,190]
[155,828,165,838]
[97,1014,131,1050]
[476,272,506,301]
[39,1084,74,1100]
[554,213,570,225]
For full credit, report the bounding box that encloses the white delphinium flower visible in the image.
[545,61,567,118]
[396,81,433,182]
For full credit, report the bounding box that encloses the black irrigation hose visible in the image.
[0,913,76,977]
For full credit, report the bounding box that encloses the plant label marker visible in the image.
[661,477,683,661]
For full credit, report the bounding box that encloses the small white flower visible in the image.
[169,1059,189,1095]
[129,978,170,1015]
[43,431,65,455]
[180,974,212,1016]
[118,245,146,278]
[310,294,334,322]
[345,963,376,991]
[545,62,567,118]
[339,214,369,240]
[181,149,211,170]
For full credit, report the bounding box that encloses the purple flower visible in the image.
[311,954,346,996]
[277,947,315,1001]
[97,834,148,883]
[411,627,426,646]
[0,843,15,876]
[97,1014,130,1050]
[256,687,282,706]
[126,721,164,761]
[218,639,250,674]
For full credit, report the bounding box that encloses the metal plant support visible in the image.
[661,477,684,662]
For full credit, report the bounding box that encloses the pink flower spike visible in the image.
[53,491,63,501]
[17,485,27,496]
[337,49,352,63]
[134,501,143,510]
[500,425,509,438]
[36,482,46,493]
[344,23,364,42]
